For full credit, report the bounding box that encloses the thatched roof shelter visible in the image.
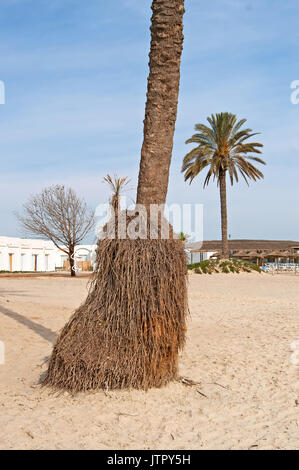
[264,251,299,258]
[210,252,222,258]
[229,249,299,260]
[284,251,299,259]
[231,250,265,259]
[187,240,299,253]
[246,251,264,258]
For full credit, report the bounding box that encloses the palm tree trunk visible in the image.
[219,169,229,258]
[42,0,188,393]
[136,0,185,207]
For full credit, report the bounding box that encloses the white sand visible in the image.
[0,272,298,450]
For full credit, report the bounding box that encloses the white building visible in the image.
[0,236,96,272]
[185,241,216,264]
[186,240,299,264]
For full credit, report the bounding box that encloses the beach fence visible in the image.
[262,263,299,274]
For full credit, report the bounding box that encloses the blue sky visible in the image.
[0,0,298,242]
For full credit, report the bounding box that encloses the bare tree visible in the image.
[16,185,95,276]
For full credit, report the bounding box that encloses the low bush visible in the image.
[188,258,262,275]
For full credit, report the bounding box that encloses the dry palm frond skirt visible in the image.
[43,225,188,392]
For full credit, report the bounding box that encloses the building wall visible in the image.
[0,236,97,272]
[188,251,216,264]
[54,245,97,271]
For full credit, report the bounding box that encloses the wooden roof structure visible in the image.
[187,240,299,254]
[230,249,299,259]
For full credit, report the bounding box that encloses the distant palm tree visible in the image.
[103,174,130,213]
[182,113,265,258]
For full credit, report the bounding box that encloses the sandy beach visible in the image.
[0,272,298,450]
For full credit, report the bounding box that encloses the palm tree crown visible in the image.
[182,112,265,187]
[182,113,266,258]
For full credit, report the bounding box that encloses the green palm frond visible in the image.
[182,112,265,187]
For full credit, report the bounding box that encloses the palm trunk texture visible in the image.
[137,0,185,206]
[43,0,188,392]
[219,169,229,258]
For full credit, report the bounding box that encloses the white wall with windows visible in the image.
[0,236,97,272]
[187,250,216,264]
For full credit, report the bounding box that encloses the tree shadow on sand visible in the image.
[0,305,57,344]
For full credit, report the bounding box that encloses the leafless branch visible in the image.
[15,185,95,275]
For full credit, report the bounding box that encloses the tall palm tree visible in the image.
[43,0,187,392]
[182,112,265,258]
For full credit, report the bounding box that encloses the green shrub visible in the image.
[187,262,202,270]
[194,267,202,274]
[188,257,262,275]
[221,266,230,273]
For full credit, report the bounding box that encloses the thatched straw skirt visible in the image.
[43,238,188,392]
